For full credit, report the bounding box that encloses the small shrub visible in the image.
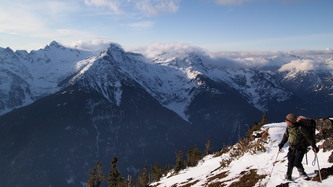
[220,158,232,169]
[246,114,267,138]
[214,146,231,157]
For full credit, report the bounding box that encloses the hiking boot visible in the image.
[285,174,292,181]
[298,170,310,180]
[300,173,310,180]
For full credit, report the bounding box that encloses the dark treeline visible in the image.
[86,141,210,187]
[87,114,268,187]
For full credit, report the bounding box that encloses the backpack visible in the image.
[297,117,316,144]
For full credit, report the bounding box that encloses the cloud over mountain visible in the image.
[83,0,181,16]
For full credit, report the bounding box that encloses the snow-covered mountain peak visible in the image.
[22,42,95,96]
[48,40,63,48]
[0,41,98,115]
[105,43,129,64]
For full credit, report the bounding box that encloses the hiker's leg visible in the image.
[295,149,307,175]
[287,148,296,178]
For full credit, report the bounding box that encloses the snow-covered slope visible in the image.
[152,122,333,187]
[0,41,95,115]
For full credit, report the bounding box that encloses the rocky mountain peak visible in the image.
[48,40,63,48]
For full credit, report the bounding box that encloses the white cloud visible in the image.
[84,0,122,14]
[278,59,323,72]
[67,39,112,52]
[0,1,82,37]
[0,3,46,36]
[137,42,205,58]
[133,0,180,16]
[45,1,78,15]
[83,0,181,17]
[214,0,254,6]
[136,42,245,68]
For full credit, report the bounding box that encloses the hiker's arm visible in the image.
[278,130,288,150]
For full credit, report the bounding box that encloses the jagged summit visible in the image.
[0,41,95,115]
[49,40,62,47]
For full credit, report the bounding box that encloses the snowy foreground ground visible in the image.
[151,122,333,187]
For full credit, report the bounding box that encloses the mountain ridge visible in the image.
[0,41,332,186]
[1,41,333,118]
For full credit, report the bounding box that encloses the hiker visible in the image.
[278,113,319,180]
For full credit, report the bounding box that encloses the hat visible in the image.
[286,113,297,123]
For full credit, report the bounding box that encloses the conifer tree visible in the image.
[106,157,123,187]
[205,137,212,155]
[87,161,104,187]
[246,114,268,138]
[136,165,149,187]
[186,145,203,167]
[163,164,171,176]
[124,175,133,187]
[174,151,185,173]
[260,113,268,126]
[150,162,163,182]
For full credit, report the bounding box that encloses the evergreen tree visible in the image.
[186,145,203,167]
[124,175,133,187]
[163,164,171,176]
[87,161,104,187]
[106,157,123,187]
[246,113,268,138]
[136,165,149,187]
[174,151,185,173]
[150,162,163,182]
[260,113,268,126]
[205,137,212,155]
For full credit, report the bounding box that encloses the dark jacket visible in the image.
[279,122,316,150]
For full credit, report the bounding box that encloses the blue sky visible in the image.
[0,0,332,51]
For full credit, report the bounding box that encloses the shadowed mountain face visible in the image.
[0,42,332,186]
[0,83,194,186]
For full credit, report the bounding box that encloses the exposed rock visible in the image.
[312,165,333,182]
[328,151,333,163]
[316,119,333,141]
[320,138,333,152]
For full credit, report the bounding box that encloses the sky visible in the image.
[1,0,333,52]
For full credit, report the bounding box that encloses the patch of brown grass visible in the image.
[179,179,200,187]
[229,169,267,187]
[207,181,226,187]
[207,171,229,183]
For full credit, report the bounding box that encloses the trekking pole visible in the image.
[267,150,280,185]
[315,152,322,183]
[273,150,280,166]
[270,150,280,175]
[305,152,308,165]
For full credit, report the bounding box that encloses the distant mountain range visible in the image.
[0,41,332,186]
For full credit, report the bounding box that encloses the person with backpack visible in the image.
[278,113,320,181]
